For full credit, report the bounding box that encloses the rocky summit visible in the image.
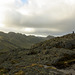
[0,33,75,75]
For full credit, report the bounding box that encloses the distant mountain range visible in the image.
[0,31,54,51]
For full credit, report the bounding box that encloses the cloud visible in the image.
[0,0,75,36]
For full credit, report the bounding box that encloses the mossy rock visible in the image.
[14,70,24,75]
[0,68,9,75]
[52,54,75,69]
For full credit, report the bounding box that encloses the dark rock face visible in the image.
[0,33,75,75]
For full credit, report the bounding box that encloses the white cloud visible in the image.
[0,0,75,36]
[17,0,75,20]
[23,28,35,33]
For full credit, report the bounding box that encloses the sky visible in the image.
[0,0,75,37]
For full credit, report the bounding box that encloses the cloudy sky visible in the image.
[0,0,75,36]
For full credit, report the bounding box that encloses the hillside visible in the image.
[31,33,75,68]
[0,33,75,75]
[0,31,54,51]
[32,33,75,50]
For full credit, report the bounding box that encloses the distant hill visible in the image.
[0,31,54,51]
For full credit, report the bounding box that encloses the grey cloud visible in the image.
[3,9,75,36]
[4,10,59,28]
[21,27,67,36]
[58,16,75,32]
[4,10,22,26]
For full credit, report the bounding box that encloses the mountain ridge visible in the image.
[0,31,54,51]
